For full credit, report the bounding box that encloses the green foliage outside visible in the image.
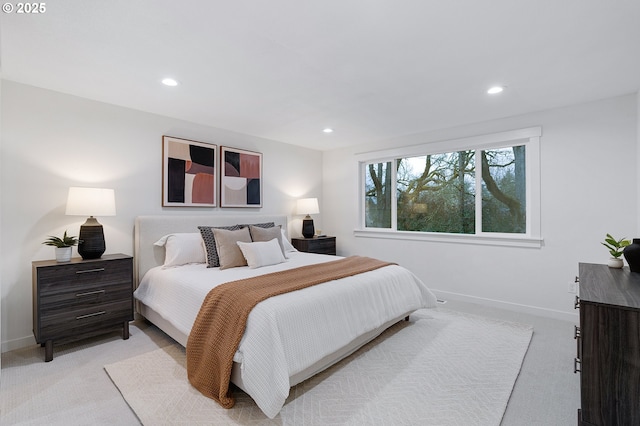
[365,146,526,234]
[481,146,526,233]
[365,161,392,228]
[397,151,475,233]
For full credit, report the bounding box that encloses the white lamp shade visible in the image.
[65,187,116,216]
[296,198,319,215]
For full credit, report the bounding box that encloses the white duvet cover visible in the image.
[134,251,437,418]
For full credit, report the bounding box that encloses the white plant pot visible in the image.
[607,257,623,268]
[55,247,72,263]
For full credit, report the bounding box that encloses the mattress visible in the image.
[134,251,437,418]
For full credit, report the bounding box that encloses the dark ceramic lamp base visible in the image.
[623,239,640,273]
[302,216,315,238]
[78,216,106,259]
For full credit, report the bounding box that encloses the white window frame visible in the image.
[355,127,542,248]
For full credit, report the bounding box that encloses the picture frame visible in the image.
[162,136,217,207]
[220,146,262,208]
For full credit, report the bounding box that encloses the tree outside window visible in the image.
[364,161,392,228]
[397,151,475,234]
[364,145,526,235]
[481,146,526,233]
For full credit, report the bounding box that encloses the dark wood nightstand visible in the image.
[291,236,336,255]
[32,253,134,362]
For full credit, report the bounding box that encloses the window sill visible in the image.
[353,229,543,248]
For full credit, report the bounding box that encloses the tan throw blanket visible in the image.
[186,256,394,408]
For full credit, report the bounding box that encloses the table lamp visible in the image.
[65,187,116,259]
[296,197,319,238]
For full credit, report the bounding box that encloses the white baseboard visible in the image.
[432,289,579,322]
[2,335,36,353]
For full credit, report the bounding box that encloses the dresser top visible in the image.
[579,262,640,309]
[32,253,132,268]
[291,236,335,240]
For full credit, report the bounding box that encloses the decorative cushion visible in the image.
[198,225,241,268]
[237,238,286,269]
[212,227,252,270]
[154,233,206,268]
[239,222,275,229]
[249,225,285,256]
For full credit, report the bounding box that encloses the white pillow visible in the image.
[281,229,298,253]
[154,233,206,268]
[237,238,286,269]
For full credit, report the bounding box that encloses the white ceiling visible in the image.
[2,1,639,151]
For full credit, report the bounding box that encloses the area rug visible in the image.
[105,308,532,425]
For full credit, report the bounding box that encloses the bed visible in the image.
[133,215,438,418]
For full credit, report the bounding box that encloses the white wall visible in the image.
[638,91,640,234]
[0,61,3,370]
[323,94,639,320]
[0,80,323,352]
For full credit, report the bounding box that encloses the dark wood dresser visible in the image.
[291,236,336,255]
[576,263,640,425]
[32,253,134,362]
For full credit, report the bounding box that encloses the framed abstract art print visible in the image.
[162,136,216,207]
[220,146,262,207]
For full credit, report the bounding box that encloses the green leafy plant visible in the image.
[42,230,78,248]
[601,234,630,259]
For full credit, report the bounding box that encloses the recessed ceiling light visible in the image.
[487,86,504,94]
[323,128,334,133]
[162,78,178,87]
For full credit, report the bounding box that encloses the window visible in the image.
[364,161,392,228]
[357,127,541,247]
[481,146,526,233]
[397,151,476,234]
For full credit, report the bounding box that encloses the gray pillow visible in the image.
[212,227,252,270]
[249,225,285,257]
[198,225,241,267]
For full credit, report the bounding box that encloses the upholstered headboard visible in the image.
[134,215,288,286]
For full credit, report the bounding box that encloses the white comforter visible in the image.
[134,252,437,418]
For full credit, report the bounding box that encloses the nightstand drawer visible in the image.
[39,281,132,312]
[39,300,132,340]
[313,238,335,251]
[37,258,132,291]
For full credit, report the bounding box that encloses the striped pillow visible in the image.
[198,225,241,267]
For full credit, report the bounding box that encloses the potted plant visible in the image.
[43,231,78,262]
[601,234,630,268]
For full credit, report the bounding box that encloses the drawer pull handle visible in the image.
[76,311,106,320]
[76,289,105,297]
[575,326,582,362]
[574,295,580,310]
[574,357,581,374]
[76,268,105,274]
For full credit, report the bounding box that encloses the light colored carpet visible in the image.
[105,309,533,425]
